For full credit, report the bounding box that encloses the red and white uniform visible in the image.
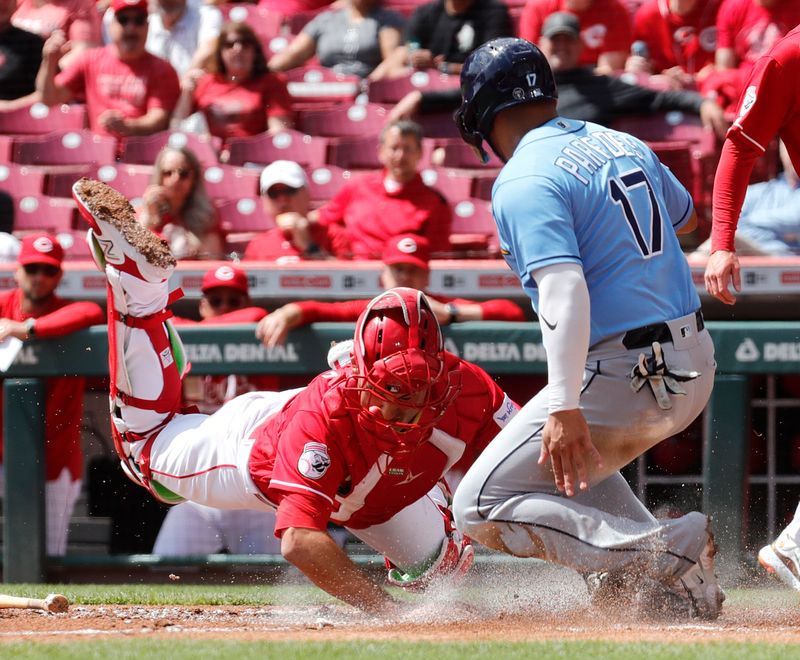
[315,171,452,259]
[711,25,800,253]
[172,306,279,413]
[519,0,633,68]
[291,296,526,324]
[632,0,721,75]
[716,0,800,69]
[12,0,100,42]
[55,46,180,136]
[0,288,103,555]
[192,73,293,141]
[249,358,513,533]
[154,305,283,555]
[123,338,515,567]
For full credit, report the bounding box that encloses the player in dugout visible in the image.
[256,233,526,348]
[0,234,104,555]
[72,177,520,612]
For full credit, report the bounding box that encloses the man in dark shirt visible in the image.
[383,0,511,77]
[389,12,727,138]
[0,0,43,110]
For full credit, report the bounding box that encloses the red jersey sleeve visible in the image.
[32,301,104,337]
[269,409,347,535]
[198,307,268,324]
[315,180,355,228]
[475,298,526,322]
[263,73,293,119]
[295,299,369,324]
[69,0,101,43]
[146,58,181,112]
[518,0,552,44]
[601,1,634,54]
[54,48,89,97]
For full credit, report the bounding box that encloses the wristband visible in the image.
[24,317,35,338]
[445,303,458,324]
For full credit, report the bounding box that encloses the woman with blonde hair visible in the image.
[139,145,225,259]
[173,21,294,141]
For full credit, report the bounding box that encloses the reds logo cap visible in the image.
[18,233,64,268]
[381,234,431,271]
[201,264,249,294]
[111,0,148,14]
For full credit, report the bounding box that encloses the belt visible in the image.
[622,310,704,350]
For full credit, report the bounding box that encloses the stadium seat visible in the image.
[203,164,261,201]
[216,197,275,233]
[449,197,499,256]
[611,113,717,156]
[0,103,87,135]
[12,195,76,232]
[119,131,221,167]
[305,165,352,203]
[11,130,117,167]
[0,135,11,162]
[217,4,284,43]
[226,129,328,169]
[367,71,459,105]
[285,67,361,104]
[327,134,434,170]
[297,103,388,138]
[0,164,46,197]
[432,138,503,169]
[472,173,497,201]
[56,229,93,260]
[420,168,474,204]
[417,112,461,139]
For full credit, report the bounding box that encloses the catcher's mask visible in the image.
[345,287,461,455]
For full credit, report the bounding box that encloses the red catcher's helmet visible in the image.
[346,287,461,455]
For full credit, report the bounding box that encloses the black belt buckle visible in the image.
[623,310,703,350]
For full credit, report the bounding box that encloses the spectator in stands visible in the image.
[139,145,225,259]
[0,0,43,110]
[519,0,633,73]
[244,160,333,261]
[0,234,104,555]
[257,233,526,347]
[36,0,180,137]
[12,0,99,68]
[381,0,511,78]
[172,22,293,141]
[145,0,222,77]
[284,120,451,259]
[627,0,721,86]
[267,0,405,80]
[390,13,728,137]
[700,0,800,112]
[153,263,283,555]
[691,141,800,257]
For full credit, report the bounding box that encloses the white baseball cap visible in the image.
[259,160,307,195]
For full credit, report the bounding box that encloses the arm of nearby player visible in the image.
[281,526,402,614]
[534,262,602,496]
[28,301,105,338]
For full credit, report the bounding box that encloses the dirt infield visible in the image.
[1,598,798,645]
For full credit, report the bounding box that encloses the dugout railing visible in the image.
[1,321,787,584]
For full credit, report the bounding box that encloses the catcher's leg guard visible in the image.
[77,181,188,502]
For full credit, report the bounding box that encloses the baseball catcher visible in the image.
[73,178,518,613]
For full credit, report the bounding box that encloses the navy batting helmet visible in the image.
[455,37,557,163]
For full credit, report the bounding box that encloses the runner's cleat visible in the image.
[758,530,800,591]
[72,178,175,282]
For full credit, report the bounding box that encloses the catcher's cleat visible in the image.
[663,517,725,620]
[758,529,800,591]
[73,178,175,282]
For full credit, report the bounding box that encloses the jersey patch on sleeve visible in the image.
[297,442,331,480]
[493,394,518,427]
[738,85,757,118]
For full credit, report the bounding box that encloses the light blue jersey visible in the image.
[492,116,700,347]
